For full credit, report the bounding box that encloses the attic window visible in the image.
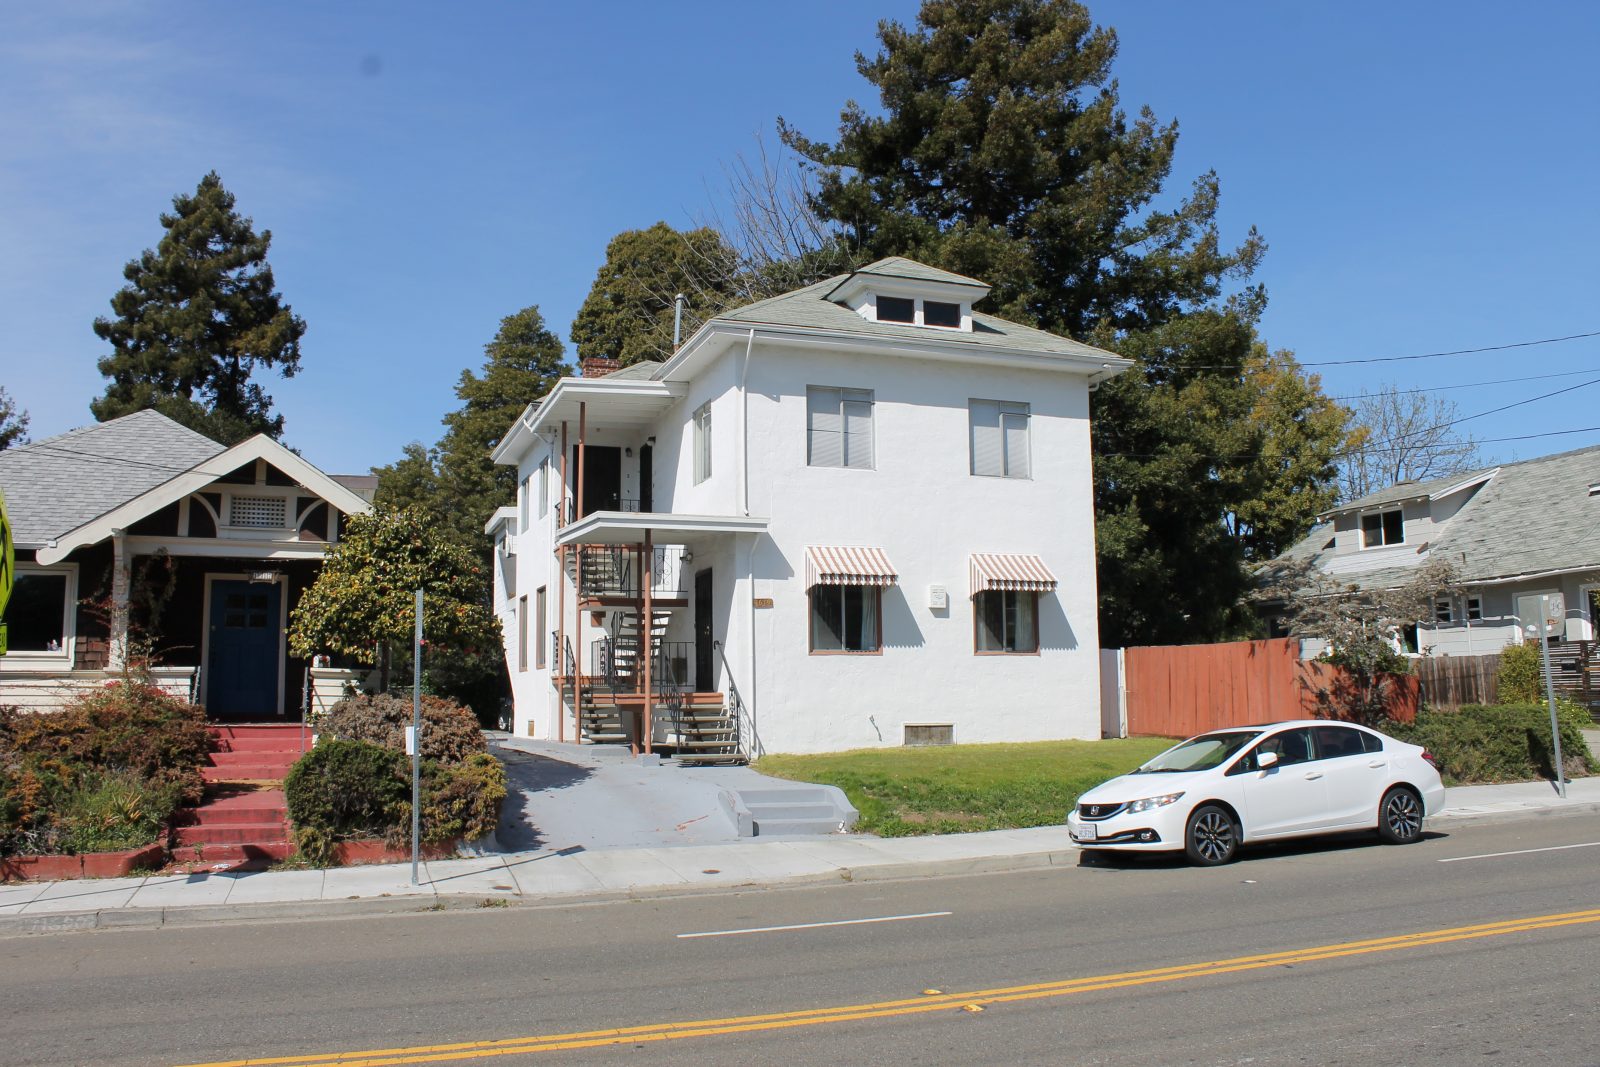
[1589,482,1600,497]
[924,301,960,328]
[877,296,915,323]
[1361,509,1404,548]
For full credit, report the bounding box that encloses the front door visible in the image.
[695,569,714,692]
[207,579,282,718]
[572,445,623,515]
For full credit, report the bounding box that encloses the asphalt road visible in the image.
[2,812,1598,1067]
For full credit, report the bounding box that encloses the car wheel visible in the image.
[1184,804,1239,866]
[1377,786,1424,844]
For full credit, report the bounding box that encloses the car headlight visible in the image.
[1126,792,1185,814]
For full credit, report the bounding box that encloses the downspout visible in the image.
[739,329,757,757]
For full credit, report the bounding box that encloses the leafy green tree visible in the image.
[570,223,742,366]
[91,171,306,444]
[0,388,28,450]
[783,0,1346,645]
[288,505,502,692]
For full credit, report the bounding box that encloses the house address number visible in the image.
[753,597,775,609]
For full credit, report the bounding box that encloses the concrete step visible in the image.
[751,817,850,836]
[175,821,291,846]
[746,803,839,821]
[677,753,747,765]
[169,840,294,865]
[202,764,294,783]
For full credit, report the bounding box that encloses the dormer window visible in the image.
[1361,509,1404,548]
[924,301,961,328]
[877,296,915,323]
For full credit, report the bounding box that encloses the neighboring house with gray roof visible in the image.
[0,411,370,716]
[487,258,1131,757]
[1273,443,1600,656]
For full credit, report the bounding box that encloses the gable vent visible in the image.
[230,496,287,528]
[904,723,954,747]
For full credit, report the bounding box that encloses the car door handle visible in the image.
[1303,771,1323,780]
[1368,761,1387,769]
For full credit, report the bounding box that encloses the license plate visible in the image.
[1074,822,1097,841]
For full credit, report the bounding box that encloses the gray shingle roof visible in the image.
[844,256,989,290]
[603,360,664,381]
[0,411,224,547]
[713,275,1116,361]
[1277,442,1600,587]
[1326,464,1499,514]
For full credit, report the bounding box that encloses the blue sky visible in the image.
[4,1,1598,476]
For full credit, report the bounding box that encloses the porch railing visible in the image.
[556,496,644,528]
[574,545,686,599]
[587,637,694,695]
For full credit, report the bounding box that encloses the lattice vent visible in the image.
[904,724,954,747]
[230,496,288,528]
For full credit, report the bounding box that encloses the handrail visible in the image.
[713,639,759,760]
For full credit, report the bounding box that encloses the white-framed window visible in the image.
[1466,596,1483,622]
[534,587,547,670]
[537,458,549,519]
[869,294,967,330]
[6,564,77,663]
[807,386,874,470]
[974,589,1039,653]
[810,585,881,653]
[1361,509,1404,548]
[517,595,529,673]
[969,399,1031,479]
[693,402,713,484]
[1434,597,1454,624]
[519,473,531,532]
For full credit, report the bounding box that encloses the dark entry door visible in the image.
[572,445,623,515]
[638,443,653,513]
[694,569,714,692]
[207,579,282,717]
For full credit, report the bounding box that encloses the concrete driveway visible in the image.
[490,737,834,852]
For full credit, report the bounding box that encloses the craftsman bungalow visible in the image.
[0,410,370,717]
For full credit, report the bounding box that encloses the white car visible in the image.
[1067,720,1446,865]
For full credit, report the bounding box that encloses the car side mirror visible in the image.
[1257,750,1279,770]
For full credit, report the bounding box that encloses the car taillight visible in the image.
[1420,749,1441,771]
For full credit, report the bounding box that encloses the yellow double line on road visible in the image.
[184,907,1600,1066]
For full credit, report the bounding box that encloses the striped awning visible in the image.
[805,546,898,589]
[970,553,1059,597]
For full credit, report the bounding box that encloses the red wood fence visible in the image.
[1122,638,1419,738]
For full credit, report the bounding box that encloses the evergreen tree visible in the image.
[783,0,1347,645]
[0,388,28,451]
[92,172,306,444]
[570,223,741,366]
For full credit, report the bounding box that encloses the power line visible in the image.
[1095,423,1600,463]
[1326,367,1600,402]
[1300,329,1600,367]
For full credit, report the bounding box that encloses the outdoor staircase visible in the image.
[171,725,303,869]
[663,695,744,765]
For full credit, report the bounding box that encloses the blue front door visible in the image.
[207,579,282,717]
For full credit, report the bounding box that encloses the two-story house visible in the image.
[1274,442,1600,655]
[487,258,1130,759]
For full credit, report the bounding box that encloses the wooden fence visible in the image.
[1412,654,1500,711]
[1120,638,1419,738]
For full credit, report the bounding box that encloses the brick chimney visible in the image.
[579,356,622,378]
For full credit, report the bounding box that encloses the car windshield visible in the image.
[1133,731,1263,773]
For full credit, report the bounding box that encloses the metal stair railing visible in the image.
[712,640,756,762]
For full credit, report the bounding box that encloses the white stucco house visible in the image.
[486,258,1130,759]
[1273,442,1600,657]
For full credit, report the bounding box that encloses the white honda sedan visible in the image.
[1067,720,1446,865]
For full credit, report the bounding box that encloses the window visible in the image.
[974,590,1038,653]
[7,567,75,658]
[1361,509,1404,547]
[517,596,528,673]
[534,587,547,669]
[969,400,1030,479]
[693,402,712,484]
[810,585,881,653]
[1466,596,1483,622]
[876,295,915,323]
[519,473,531,532]
[923,300,960,328]
[1434,597,1454,624]
[807,387,874,469]
[537,458,549,519]
[229,496,287,528]
[1313,725,1376,759]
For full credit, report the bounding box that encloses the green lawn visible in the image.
[755,737,1175,837]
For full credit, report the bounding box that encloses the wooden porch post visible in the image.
[109,530,130,670]
[574,406,586,742]
[557,420,568,742]
[642,529,653,757]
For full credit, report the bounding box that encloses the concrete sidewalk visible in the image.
[3,776,1597,936]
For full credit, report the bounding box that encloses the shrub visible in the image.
[1387,702,1596,784]
[284,740,409,865]
[1496,643,1544,704]
[57,771,178,854]
[321,692,487,766]
[419,753,506,844]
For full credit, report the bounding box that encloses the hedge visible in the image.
[319,692,487,766]
[1386,702,1596,785]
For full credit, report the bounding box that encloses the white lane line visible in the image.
[677,911,953,940]
[1438,841,1600,863]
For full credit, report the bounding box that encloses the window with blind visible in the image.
[975,589,1039,653]
[693,403,712,484]
[969,400,1030,479]
[807,387,874,469]
[810,585,881,653]
[537,458,549,518]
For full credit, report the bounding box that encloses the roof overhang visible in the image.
[1429,469,1498,501]
[484,506,518,537]
[825,272,990,306]
[35,434,372,566]
[555,511,769,547]
[492,378,685,466]
[658,320,1133,387]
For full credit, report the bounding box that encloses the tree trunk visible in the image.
[380,642,391,693]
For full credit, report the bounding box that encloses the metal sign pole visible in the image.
[1537,595,1568,799]
[411,589,423,885]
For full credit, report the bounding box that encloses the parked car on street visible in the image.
[1067,720,1445,865]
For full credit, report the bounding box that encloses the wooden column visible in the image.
[574,406,586,742]
[557,420,568,742]
[109,530,130,670]
[642,529,653,757]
